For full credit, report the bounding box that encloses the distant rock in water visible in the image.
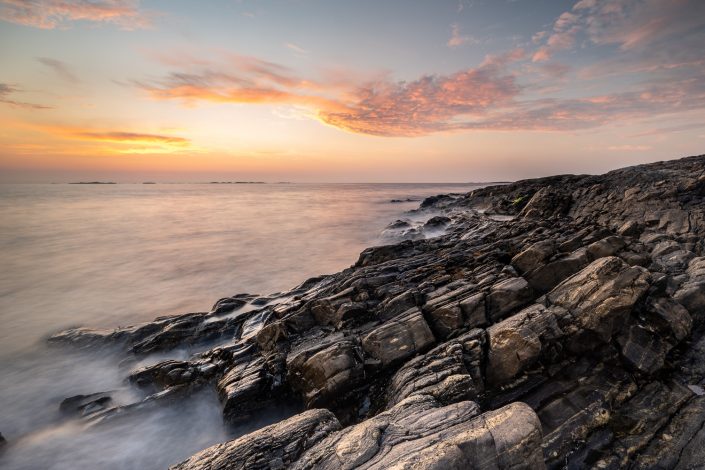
[69,181,116,184]
[389,197,420,203]
[49,154,705,469]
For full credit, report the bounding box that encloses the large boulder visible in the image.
[511,240,555,274]
[519,187,572,219]
[292,395,545,469]
[546,256,650,346]
[524,248,589,293]
[287,337,365,407]
[170,408,341,470]
[361,308,435,368]
[217,355,277,422]
[486,277,534,322]
[486,304,561,386]
[385,329,484,407]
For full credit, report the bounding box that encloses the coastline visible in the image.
[14,154,705,468]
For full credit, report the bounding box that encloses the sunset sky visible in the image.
[1,0,704,182]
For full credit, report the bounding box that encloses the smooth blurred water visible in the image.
[0,182,483,469]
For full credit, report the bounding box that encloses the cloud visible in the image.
[0,83,52,109]
[72,131,190,145]
[319,64,520,136]
[37,57,80,83]
[0,0,153,30]
[41,125,192,154]
[447,23,477,48]
[607,145,651,151]
[134,37,705,137]
[532,11,580,62]
[136,49,524,137]
[533,0,705,62]
[285,43,309,55]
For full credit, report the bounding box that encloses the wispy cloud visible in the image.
[285,43,309,55]
[72,130,189,145]
[135,49,524,136]
[37,57,80,83]
[0,83,52,109]
[45,125,191,154]
[447,23,477,48]
[132,10,705,139]
[533,0,705,62]
[0,0,154,30]
[607,145,651,151]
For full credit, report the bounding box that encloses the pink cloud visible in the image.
[134,42,705,137]
[447,23,477,48]
[533,0,705,61]
[0,0,153,29]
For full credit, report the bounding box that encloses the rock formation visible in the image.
[48,155,705,469]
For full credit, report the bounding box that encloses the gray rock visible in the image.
[546,257,650,345]
[511,240,555,274]
[287,338,364,407]
[361,308,435,368]
[525,248,589,293]
[170,408,341,470]
[292,396,544,470]
[386,329,484,406]
[586,236,626,260]
[487,277,534,322]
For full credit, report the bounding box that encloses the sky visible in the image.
[0,0,704,182]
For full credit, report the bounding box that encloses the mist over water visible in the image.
[0,182,483,469]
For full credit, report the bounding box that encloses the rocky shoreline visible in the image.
[40,155,705,468]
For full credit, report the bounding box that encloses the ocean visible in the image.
[0,182,485,469]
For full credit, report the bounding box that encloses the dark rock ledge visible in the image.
[48,154,705,469]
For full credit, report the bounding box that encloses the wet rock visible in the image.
[60,392,113,417]
[218,354,280,423]
[424,215,451,228]
[170,408,341,470]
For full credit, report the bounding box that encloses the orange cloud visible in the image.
[0,0,153,30]
[71,130,190,146]
[135,41,705,137]
[136,50,523,137]
[4,121,193,155]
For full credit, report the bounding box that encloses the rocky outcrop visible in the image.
[292,396,544,470]
[48,154,705,469]
[170,408,341,470]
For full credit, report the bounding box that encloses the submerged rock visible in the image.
[60,392,113,417]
